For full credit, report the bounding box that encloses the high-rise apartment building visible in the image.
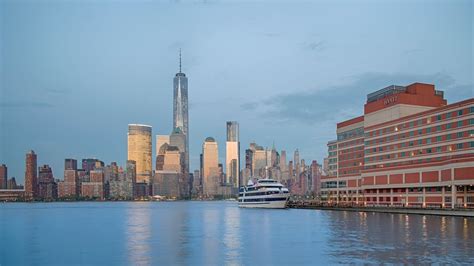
[321,83,474,208]
[25,150,37,198]
[38,164,57,199]
[202,137,219,197]
[128,124,152,184]
[82,169,105,199]
[110,160,136,200]
[82,158,101,173]
[65,159,78,171]
[0,164,7,189]
[225,121,240,188]
[59,168,79,198]
[173,50,189,175]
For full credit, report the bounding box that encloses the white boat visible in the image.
[238,178,290,209]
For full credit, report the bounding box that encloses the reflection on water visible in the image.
[223,205,241,266]
[1,202,473,265]
[202,206,220,265]
[126,203,151,265]
[324,211,474,264]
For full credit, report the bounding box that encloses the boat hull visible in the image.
[238,200,288,209]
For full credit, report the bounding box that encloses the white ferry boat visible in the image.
[238,178,290,208]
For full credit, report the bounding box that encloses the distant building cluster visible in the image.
[0,152,139,201]
[321,83,474,208]
[241,144,322,197]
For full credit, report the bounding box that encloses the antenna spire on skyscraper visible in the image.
[179,48,182,73]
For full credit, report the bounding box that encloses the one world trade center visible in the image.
[173,50,189,174]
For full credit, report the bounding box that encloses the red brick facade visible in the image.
[322,83,474,208]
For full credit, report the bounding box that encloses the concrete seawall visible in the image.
[289,204,474,217]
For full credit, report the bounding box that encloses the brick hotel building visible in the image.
[321,83,474,208]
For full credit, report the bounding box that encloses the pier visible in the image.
[288,200,474,217]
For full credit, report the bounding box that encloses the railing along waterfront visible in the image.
[288,200,474,210]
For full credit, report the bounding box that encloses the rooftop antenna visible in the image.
[179,48,182,73]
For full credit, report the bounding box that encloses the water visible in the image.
[0,201,473,265]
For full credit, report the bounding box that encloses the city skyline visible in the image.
[1,0,473,182]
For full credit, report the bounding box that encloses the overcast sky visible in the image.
[1,0,472,183]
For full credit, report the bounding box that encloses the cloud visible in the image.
[241,72,472,125]
[304,41,325,52]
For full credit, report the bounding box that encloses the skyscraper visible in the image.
[280,150,287,172]
[225,121,240,188]
[128,124,152,184]
[25,150,37,198]
[0,164,7,189]
[253,146,267,178]
[294,149,300,180]
[38,164,57,199]
[173,50,189,175]
[202,137,219,197]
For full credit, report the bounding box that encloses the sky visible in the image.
[0,0,472,183]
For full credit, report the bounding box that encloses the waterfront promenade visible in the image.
[289,200,474,217]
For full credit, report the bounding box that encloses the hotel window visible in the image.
[446,112,452,119]
[409,141,414,146]
[436,125,442,131]
[418,139,423,145]
[437,115,442,121]
[457,132,463,138]
[458,110,463,116]
[409,131,414,137]
[456,143,463,149]
[457,121,463,127]
[427,148,432,154]
[436,147,442,153]
[470,107,474,113]
[470,130,474,137]
[401,152,406,157]
[436,136,442,142]
[418,129,422,135]
[470,118,474,125]
[410,121,414,127]
[470,142,474,148]
[417,119,423,126]
[446,123,452,129]
[426,138,431,144]
[446,134,452,140]
[401,142,406,148]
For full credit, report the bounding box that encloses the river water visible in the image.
[0,201,472,265]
